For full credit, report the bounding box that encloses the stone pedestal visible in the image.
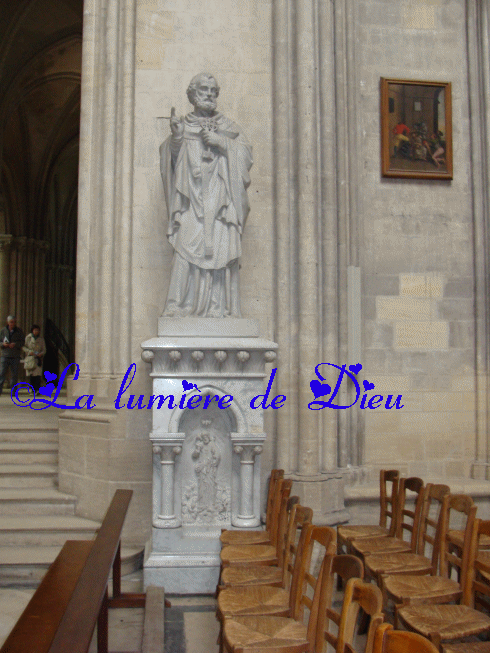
[141,318,277,593]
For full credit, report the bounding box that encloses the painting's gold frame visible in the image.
[381,77,453,180]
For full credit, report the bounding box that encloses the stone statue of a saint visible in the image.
[160,73,253,318]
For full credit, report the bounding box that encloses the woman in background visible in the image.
[23,324,46,393]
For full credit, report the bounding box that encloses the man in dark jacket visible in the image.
[0,315,25,396]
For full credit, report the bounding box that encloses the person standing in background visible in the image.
[23,324,46,394]
[0,315,25,396]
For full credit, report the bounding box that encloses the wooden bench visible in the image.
[1,489,168,653]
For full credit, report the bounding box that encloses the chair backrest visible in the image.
[313,554,364,653]
[470,519,490,610]
[286,525,336,642]
[265,469,284,530]
[276,495,300,570]
[379,469,400,534]
[415,483,450,571]
[281,503,313,602]
[334,579,384,653]
[393,476,424,549]
[439,494,476,594]
[269,477,292,547]
[373,623,439,653]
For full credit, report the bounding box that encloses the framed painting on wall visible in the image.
[381,78,453,180]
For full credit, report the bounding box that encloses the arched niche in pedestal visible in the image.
[176,398,236,528]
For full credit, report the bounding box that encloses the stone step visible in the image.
[0,545,144,587]
[0,488,76,516]
[0,464,57,488]
[0,428,58,444]
[0,515,100,546]
[0,443,58,465]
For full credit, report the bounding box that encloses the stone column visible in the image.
[58,0,146,542]
[233,444,263,525]
[0,235,12,321]
[271,0,355,522]
[33,241,49,329]
[153,444,182,527]
[468,0,490,480]
[76,0,136,380]
[12,237,27,325]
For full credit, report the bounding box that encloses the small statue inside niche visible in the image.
[192,430,221,517]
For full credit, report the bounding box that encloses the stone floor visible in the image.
[0,570,220,653]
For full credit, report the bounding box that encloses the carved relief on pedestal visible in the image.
[180,412,233,526]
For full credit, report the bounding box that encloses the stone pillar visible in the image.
[0,235,12,321]
[153,443,183,527]
[12,237,27,325]
[271,0,354,522]
[76,0,136,379]
[58,0,149,541]
[233,443,263,525]
[468,0,490,480]
[34,241,49,329]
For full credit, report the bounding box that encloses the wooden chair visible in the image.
[220,469,284,547]
[217,506,316,623]
[350,477,424,560]
[221,543,364,653]
[364,484,450,585]
[373,624,439,653]
[220,478,292,570]
[338,470,399,553]
[219,493,298,590]
[317,578,384,653]
[381,494,476,620]
[397,519,490,651]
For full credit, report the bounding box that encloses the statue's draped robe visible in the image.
[161,112,252,317]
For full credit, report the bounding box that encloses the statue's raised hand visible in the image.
[170,107,184,137]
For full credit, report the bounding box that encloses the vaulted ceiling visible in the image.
[0,0,82,246]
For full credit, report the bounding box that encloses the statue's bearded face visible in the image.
[192,78,218,113]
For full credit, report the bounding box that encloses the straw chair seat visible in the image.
[398,604,490,641]
[477,551,490,583]
[351,535,412,557]
[448,530,490,551]
[444,643,490,652]
[366,552,433,578]
[221,564,284,588]
[218,585,290,618]
[338,524,390,542]
[221,544,278,567]
[223,615,309,653]
[384,574,462,605]
[220,530,271,546]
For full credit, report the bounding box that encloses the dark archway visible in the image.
[0,1,82,372]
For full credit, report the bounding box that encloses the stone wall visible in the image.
[357,0,478,480]
[62,0,490,543]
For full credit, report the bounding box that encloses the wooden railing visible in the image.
[1,489,167,653]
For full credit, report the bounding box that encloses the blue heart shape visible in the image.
[363,380,375,391]
[349,364,362,375]
[38,383,55,397]
[182,380,195,391]
[44,371,57,382]
[310,379,332,399]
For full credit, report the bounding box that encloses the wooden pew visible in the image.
[0,489,168,653]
